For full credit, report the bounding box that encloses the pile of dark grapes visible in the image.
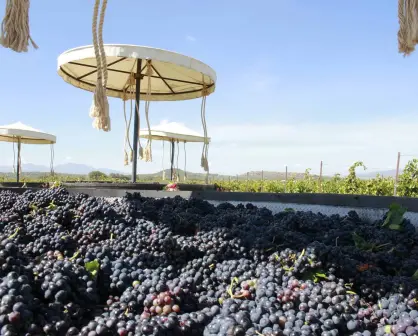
[0,188,417,335]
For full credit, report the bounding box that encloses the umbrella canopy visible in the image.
[139,122,211,143]
[57,44,215,183]
[57,44,216,101]
[0,122,56,144]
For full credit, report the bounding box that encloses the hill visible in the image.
[0,164,316,182]
[358,169,402,179]
[0,163,124,175]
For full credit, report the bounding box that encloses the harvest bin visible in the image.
[2,185,417,226]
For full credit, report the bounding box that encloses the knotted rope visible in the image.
[125,70,144,160]
[398,0,418,55]
[0,0,37,52]
[122,90,133,166]
[200,78,210,181]
[142,60,153,162]
[89,0,110,131]
[122,65,142,165]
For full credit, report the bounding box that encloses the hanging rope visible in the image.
[122,89,133,166]
[398,0,418,55]
[121,65,139,165]
[162,141,166,180]
[183,141,187,181]
[133,71,144,160]
[0,0,37,52]
[200,76,210,181]
[136,96,144,160]
[89,0,110,131]
[50,144,55,176]
[142,60,153,162]
[176,140,180,182]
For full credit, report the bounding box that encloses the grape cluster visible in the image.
[0,188,417,335]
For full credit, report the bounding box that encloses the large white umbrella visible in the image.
[57,44,216,182]
[0,122,56,182]
[140,122,211,181]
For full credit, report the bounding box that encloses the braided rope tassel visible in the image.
[90,0,110,131]
[398,0,418,55]
[143,60,153,162]
[0,0,37,52]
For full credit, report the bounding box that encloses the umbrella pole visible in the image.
[131,59,143,183]
[170,140,175,181]
[16,139,21,183]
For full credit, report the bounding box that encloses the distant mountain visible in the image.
[0,163,319,181]
[54,163,94,175]
[0,163,125,175]
[135,170,318,182]
[0,163,50,173]
[55,163,124,175]
[358,169,402,178]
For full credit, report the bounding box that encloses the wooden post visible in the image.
[285,165,288,193]
[319,160,323,192]
[394,152,401,196]
[247,172,249,191]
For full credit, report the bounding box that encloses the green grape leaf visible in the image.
[85,260,100,277]
[382,203,407,230]
[352,232,372,250]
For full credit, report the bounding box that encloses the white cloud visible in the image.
[3,117,417,177]
[205,116,418,175]
[186,35,196,42]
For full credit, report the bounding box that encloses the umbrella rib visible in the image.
[60,67,213,95]
[68,62,203,86]
[151,64,175,94]
[74,57,127,80]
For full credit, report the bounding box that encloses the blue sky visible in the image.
[1,0,418,175]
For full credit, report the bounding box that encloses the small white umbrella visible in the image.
[140,122,211,181]
[57,44,215,182]
[0,122,56,182]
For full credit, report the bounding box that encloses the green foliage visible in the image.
[398,159,418,197]
[217,159,418,198]
[352,232,391,252]
[88,170,108,181]
[109,173,130,181]
[1,159,418,198]
[85,260,100,277]
[342,161,367,194]
[382,203,407,230]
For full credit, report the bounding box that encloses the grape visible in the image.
[0,188,417,334]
